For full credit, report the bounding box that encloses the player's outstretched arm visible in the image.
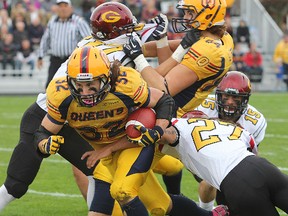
[34,115,64,155]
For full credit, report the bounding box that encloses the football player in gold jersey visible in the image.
[35,46,174,216]
[35,46,230,216]
[124,0,234,116]
[0,2,179,214]
[69,1,184,206]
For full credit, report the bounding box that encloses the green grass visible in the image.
[0,93,288,215]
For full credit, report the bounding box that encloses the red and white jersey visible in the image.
[160,118,256,190]
[36,24,156,111]
[195,97,267,146]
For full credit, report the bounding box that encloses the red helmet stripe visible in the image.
[80,46,91,74]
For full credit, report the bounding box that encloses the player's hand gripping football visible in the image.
[123,33,143,61]
[150,13,169,40]
[180,28,201,49]
[127,125,164,147]
[39,135,64,154]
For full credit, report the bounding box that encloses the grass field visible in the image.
[0,93,288,215]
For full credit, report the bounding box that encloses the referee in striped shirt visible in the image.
[37,0,90,88]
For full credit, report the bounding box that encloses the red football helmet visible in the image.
[216,71,251,121]
[90,2,138,40]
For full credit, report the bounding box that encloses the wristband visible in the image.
[38,139,49,154]
[171,45,189,63]
[134,54,150,72]
[169,126,180,147]
[156,36,169,49]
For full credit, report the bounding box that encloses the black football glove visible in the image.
[123,34,143,61]
[127,125,164,147]
[180,29,201,49]
[150,13,169,40]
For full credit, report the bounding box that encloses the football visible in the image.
[125,107,156,138]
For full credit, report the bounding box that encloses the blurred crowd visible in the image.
[0,0,285,86]
[0,0,183,76]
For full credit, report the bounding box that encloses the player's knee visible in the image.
[150,208,166,216]
[110,183,136,203]
[110,188,131,203]
[165,161,184,176]
[153,157,184,176]
[4,178,28,198]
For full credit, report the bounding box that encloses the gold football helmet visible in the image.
[172,0,227,32]
[67,46,111,107]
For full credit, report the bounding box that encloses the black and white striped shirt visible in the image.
[38,14,91,58]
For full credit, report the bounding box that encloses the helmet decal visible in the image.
[80,46,91,74]
[101,11,122,23]
[202,0,216,9]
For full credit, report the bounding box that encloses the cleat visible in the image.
[212,205,229,216]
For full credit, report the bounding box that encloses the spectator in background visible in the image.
[0,24,10,42]
[10,2,28,31]
[236,19,250,47]
[37,0,90,89]
[25,2,42,25]
[243,42,263,83]
[273,30,288,90]
[0,9,13,31]
[0,33,18,73]
[15,39,36,77]
[232,43,245,71]
[12,21,29,45]
[27,15,44,49]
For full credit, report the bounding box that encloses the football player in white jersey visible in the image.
[86,110,287,216]
[157,114,288,216]
[194,71,267,210]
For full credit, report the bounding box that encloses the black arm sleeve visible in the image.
[153,92,175,121]
[34,125,54,157]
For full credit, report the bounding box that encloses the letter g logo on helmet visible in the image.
[101,11,121,23]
